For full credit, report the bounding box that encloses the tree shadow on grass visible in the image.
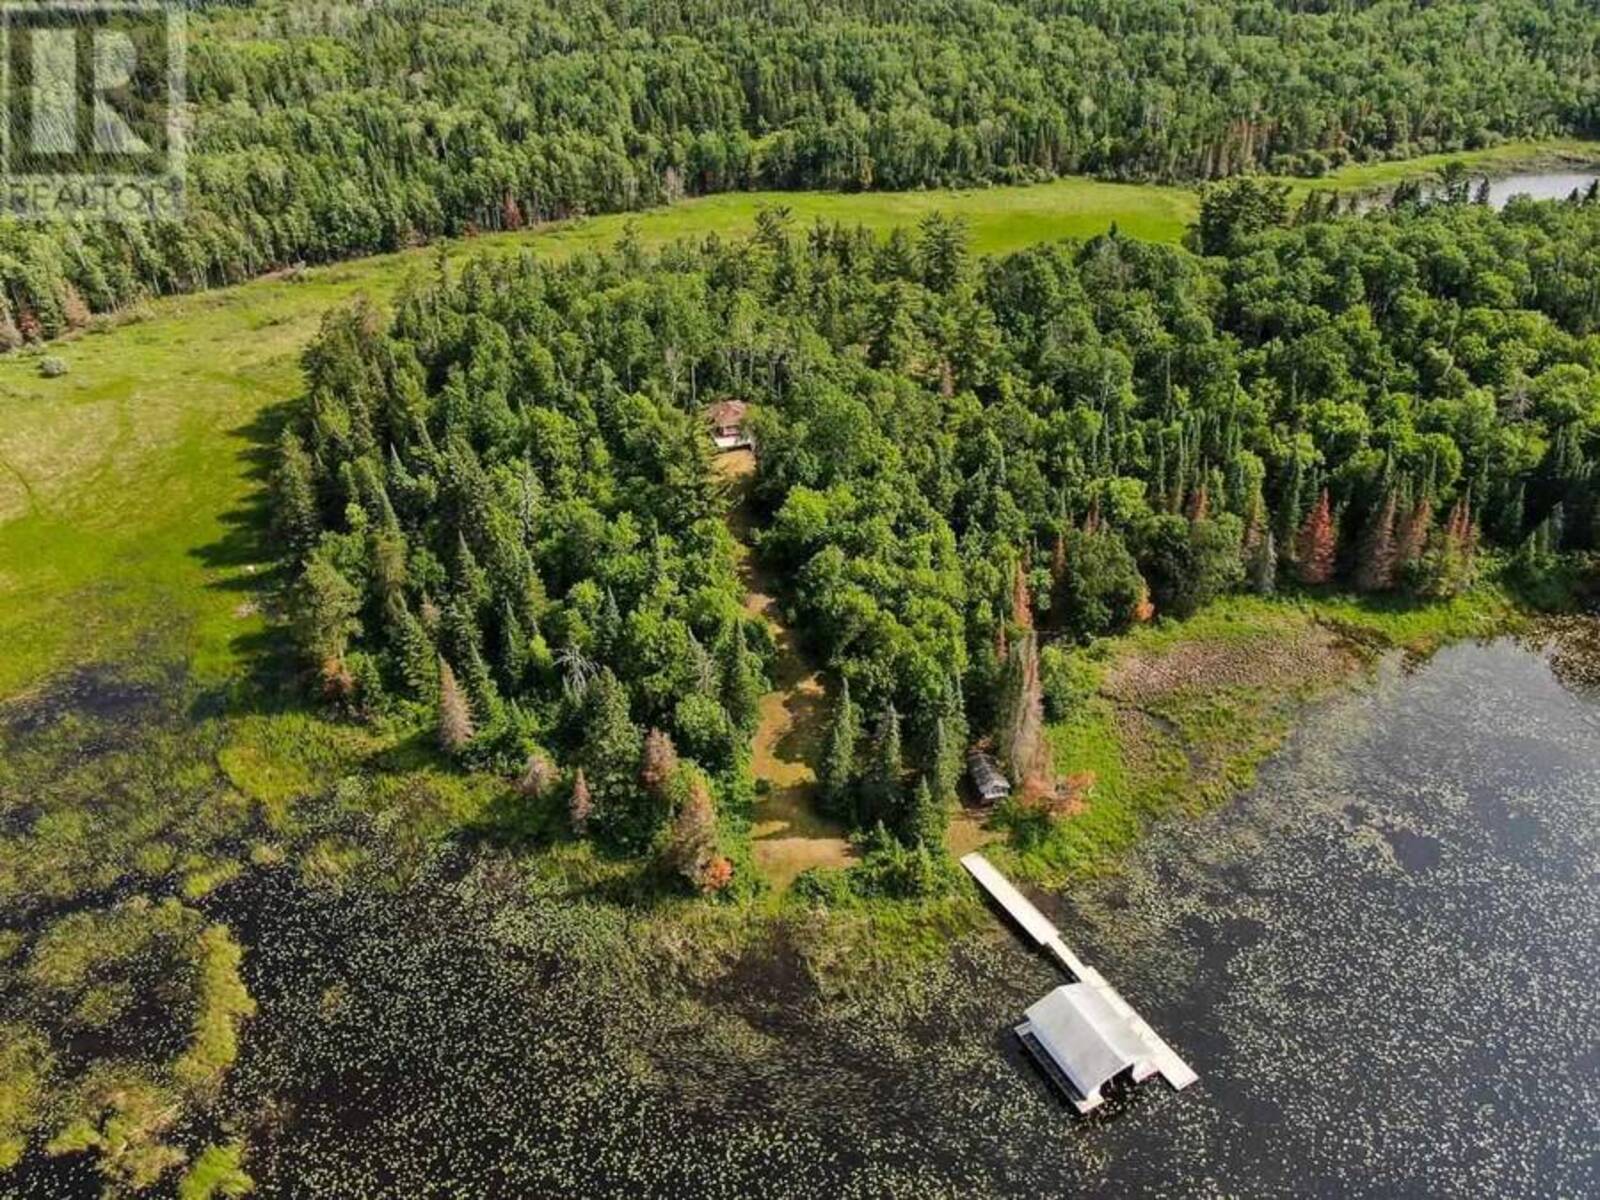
[188,401,305,716]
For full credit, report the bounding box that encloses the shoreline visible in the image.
[770,587,1534,996]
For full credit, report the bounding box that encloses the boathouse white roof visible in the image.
[1018,984,1147,1112]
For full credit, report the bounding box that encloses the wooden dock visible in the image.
[961,852,1198,1093]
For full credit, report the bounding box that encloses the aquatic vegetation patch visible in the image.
[1,897,256,1192]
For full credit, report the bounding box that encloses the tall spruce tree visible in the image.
[864,703,904,829]
[906,775,948,849]
[819,677,860,818]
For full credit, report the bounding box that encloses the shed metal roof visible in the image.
[967,751,1011,800]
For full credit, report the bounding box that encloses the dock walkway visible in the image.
[961,852,1198,1093]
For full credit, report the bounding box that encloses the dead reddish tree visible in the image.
[518,749,559,799]
[1296,489,1337,585]
[569,768,593,835]
[999,631,1047,793]
[665,774,730,893]
[1012,561,1033,631]
[437,656,475,752]
[639,728,680,798]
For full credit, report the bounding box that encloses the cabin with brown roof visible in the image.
[705,399,752,450]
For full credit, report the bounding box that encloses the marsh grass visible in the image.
[997,587,1525,887]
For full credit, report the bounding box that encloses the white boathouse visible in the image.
[962,852,1197,1112]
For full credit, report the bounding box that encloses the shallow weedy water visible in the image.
[5,634,1598,1197]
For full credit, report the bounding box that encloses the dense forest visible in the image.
[3,0,1599,341]
[275,185,1600,892]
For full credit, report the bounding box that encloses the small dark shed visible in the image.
[967,751,1011,804]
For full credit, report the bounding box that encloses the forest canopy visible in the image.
[0,0,1597,342]
[276,187,1600,871]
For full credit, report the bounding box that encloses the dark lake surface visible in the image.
[1025,634,1600,1196]
[12,635,1595,1197]
[207,634,1594,1198]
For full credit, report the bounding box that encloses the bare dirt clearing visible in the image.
[715,449,853,889]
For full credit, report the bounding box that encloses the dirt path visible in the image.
[715,449,854,889]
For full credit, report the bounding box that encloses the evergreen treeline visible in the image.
[276,189,1600,880]
[4,0,1600,342]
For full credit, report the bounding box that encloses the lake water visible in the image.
[1026,633,1600,1196]
[1352,167,1600,212]
[11,634,1596,1197]
[1477,169,1600,206]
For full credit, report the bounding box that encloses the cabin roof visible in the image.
[705,399,748,428]
[1021,984,1145,1103]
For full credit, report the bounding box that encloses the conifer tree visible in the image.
[927,715,959,806]
[1250,528,1277,596]
[917,212,968,294]
[291,551,362,686]
[864,703,903,829]
[664,772,728,893]
[906,774,947,849]
[389,598,437,699]
[997,631,1046,789]
[1495,482,1527,546]
[1011,560,1033,630]
[437,655,475,753]
[1356,491,1398,591]
[580,668,648,845]
[444,602,502,726]
[1050,529,1068,592]
[569,768,592,836]
[1395,495,1434,574]
[1275,456,1306,558]
[273,429,322,555]
[597,587,623,662]
[819,677,859,818]
[639,728,681,799]
[450,531,490,614]
[720,620,763,733]
[518,749,559,799]
[1296,489,1337,585]
[495,600,528,692]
